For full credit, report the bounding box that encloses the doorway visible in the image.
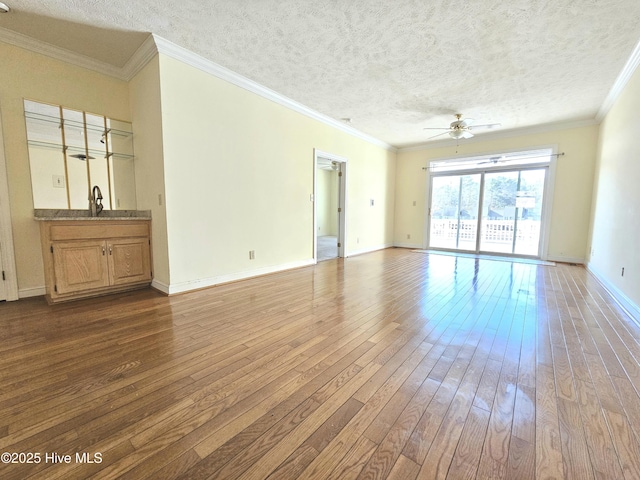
[427,150,553,259]
[314,149,346,262]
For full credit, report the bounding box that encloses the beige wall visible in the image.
[395,125,599,262]
[0,42,130,294]
[589,66,640,312]
[28,146,68,209]
[0,43,395,297]
[157,54,395,290]
[317,169,331,236]
[316,168,338,236]
[128,56,170,286]
[7,39,616,304]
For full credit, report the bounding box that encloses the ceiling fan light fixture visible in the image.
[449,130,464,139]
[70,153,95,161]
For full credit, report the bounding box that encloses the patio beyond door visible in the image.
[429,167,547,257]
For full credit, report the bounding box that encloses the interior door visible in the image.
[336,162,345,258]
[429,174,481,251]
[0,107,8,301]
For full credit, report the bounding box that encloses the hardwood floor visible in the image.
[1,248,639,479]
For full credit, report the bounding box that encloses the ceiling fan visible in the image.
[478,156,504,165]
[424,114,501,140]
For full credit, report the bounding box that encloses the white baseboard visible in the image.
[18,286,46,298]
[393,242,423,249]
[151,279,170,295]
[346,243,393,257]
[587,263,640,325]
[164,259,315,295]
[546,255,585,264]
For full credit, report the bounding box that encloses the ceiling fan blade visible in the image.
[423,127,451,130]
[461,131,474,139]
[459,118,474,127]
[426,131,451,140]
[478,157,502,165]
[470,122,501,129]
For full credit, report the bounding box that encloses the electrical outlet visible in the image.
[407,234,411,239]
[370,199,374,206]
[249,250,255,260]
[412,200,416,206]
[357,237,360,244]
[158,194,163,206]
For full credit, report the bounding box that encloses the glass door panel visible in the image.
[429,174,480,251]
[480,169,546,255]
[480,172,518,253]
[514,169,546,255]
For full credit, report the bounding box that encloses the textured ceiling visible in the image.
[2,0,640,148]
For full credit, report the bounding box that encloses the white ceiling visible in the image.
[2,0,640,148]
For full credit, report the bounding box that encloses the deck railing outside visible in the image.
[430,219,541,254]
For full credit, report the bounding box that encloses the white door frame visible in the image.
[313,149,347,262]
[0,106,19,301]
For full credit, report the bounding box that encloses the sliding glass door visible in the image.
[429,167,547,257]
[429,174,480,251]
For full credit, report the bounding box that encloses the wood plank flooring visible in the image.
[1,248,639,479]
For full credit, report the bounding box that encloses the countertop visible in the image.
[34,209,152,221]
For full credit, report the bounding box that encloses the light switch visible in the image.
[52,175,65,188]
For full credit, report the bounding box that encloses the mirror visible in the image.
[24,100,136,210]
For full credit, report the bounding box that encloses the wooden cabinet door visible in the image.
[52,240,109,294]
[108,238,151,286]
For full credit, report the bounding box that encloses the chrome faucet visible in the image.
[90,185,103,217]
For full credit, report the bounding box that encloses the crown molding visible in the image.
[0,26,125,79]
[4,22,636,153]
[398,118,600,153]
[121,34,158,80]
[152,35,396,152]
[596,37,640,121]
[0,27,395,151]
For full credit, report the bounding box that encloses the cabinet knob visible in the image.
[102,246,105,256]
[109,246,112,255]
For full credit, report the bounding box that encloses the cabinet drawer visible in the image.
[49,222,149,241]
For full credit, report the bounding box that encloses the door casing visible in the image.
[313,149,347,262]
